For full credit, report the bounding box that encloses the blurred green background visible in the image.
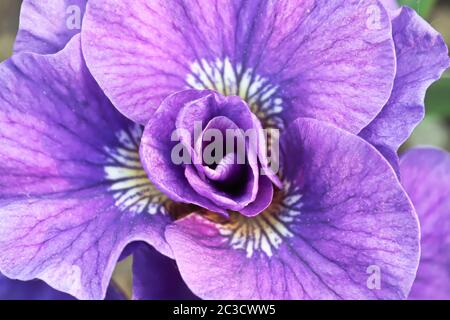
[0,0,448,299]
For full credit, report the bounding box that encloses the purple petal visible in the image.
[15,0,87,54]
[82,0,395,133]
[360,7,449,168]
[238,175,273,217]
[400,148,450,300]
[140,90,228,215]
[140,89,273,216]
[0,272,125,300]
[379,0,398,11]
[0,36,174,300]
[132,244,198,300]
[165,118,420,299]
[0,272,74,300]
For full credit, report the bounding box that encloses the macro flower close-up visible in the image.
[0,0,449,302]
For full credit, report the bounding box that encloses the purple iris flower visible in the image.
[0,0,448,300]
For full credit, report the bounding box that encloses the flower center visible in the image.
[103,124,167,214]
[105,125,302,257]
[186,57,285,129]
[104,124,196,218]
[203,180,303,258]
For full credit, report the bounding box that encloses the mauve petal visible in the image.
[202,152,243,183]
[360,7,449,169]
[165,118,420,300]
[176,92,258,134]
[0,272,125,300]
[0,272,74,300]
[0,36,174,300]
[14,0,87,54]
[400,148,450,300]
[184,165,246,211]
[250,113,282,189]
[239,175,274,217]
[141,89,273,216]
[195,116,245,183]
[140,90,228,215]
[132,244,198,300]
[82,0,395,133]
[379,0,398,10]
[191,116,257,211]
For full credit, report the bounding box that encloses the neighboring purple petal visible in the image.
[82,0,395,133]
[400,148,450,300]
[379,0,398,11]
[0,35,173,300]
[0,273,125,300]
[0,272,74,300]
[104,283,127,300]
[239,175,273,217]
[360,7,449,169]
[140,89,273,216]
[14,0,87,54]
[165,118,420,300]
[140,90,228,215]
[132,244,198,300]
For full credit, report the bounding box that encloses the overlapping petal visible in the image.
[132,244,198,300]
[0,35,174,300]
[165,118,420,299]
[0,273,125,300]
[14,0,87,54]
[0,272,74,300]
[82,0,396,133]
[380,0,398,11]
[360,7,449,170]
[140,89,277,216]
[400,148,450,300]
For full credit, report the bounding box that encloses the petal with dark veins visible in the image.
[0,35,173,300]
[14,0,87,54]
[400,148,450,300]
[82,0,395,133]
[165,118,420,300]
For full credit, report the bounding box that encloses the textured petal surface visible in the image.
[0,36,173,300]
[132,244,198,300]
[360,7,449,168]
[140,89,274,216]
[83,0,395,132]
[0,273,125,300]
[165,119,420,300]
[14,0,87,54]
[400,148,450,300]
[140,90,227,214]
[380,0,398,10]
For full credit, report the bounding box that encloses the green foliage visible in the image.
[426,76,450,116]
[398,0,437,19]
